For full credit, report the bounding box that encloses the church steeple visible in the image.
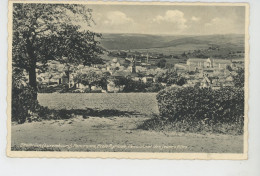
[131,56,136,73]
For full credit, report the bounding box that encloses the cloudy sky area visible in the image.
[82,5,245,35]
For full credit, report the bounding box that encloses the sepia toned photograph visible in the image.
[7,1,249,159]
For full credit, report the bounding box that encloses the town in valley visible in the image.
[34,34,245,93]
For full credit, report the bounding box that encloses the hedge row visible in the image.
[156,86,244,125]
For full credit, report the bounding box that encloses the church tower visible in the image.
[146,53,149,64]
[131,57,136,73]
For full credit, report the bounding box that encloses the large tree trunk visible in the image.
[28,66,37,101]
[27,42,38,100]
[28,67,37,90]
[67,68,70,88]
[65,66,71,88]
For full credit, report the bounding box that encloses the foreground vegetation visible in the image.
[13,86,244,135]
[138,86,244,135]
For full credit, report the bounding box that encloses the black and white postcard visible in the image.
[7,1,249,159]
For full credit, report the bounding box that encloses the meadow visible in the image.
[37,93,159,116]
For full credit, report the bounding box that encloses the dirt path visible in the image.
[11,116,243,153]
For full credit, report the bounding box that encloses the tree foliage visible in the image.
[12,3,103,92]
[12,67,39,123]
[122,79,147,92]
[73,70,107,91]
[156,70,187,86]
[156,59,167,68]
[113,77,129,88]
[233,68,244,88]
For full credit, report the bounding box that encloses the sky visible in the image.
[80,4,246,35]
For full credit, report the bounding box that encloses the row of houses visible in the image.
[185,74,235,89]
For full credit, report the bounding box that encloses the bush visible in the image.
[145,83,165,92]
[157,87,244,124]
[142,86,244,134]
[12,85,72,123]
[123,79,147,92]
[12,85,39,124]
[11,67,73,123]
[120,79,165,93]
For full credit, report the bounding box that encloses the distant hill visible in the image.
[99,33,245,55]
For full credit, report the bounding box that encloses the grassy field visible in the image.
[38,93,159,116]
[11,93,243,153]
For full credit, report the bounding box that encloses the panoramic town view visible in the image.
[10,3,246,154]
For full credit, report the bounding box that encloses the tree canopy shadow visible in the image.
[50,108,143,119]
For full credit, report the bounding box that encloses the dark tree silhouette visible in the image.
[12,3,103,99]
[233,68,244,88]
